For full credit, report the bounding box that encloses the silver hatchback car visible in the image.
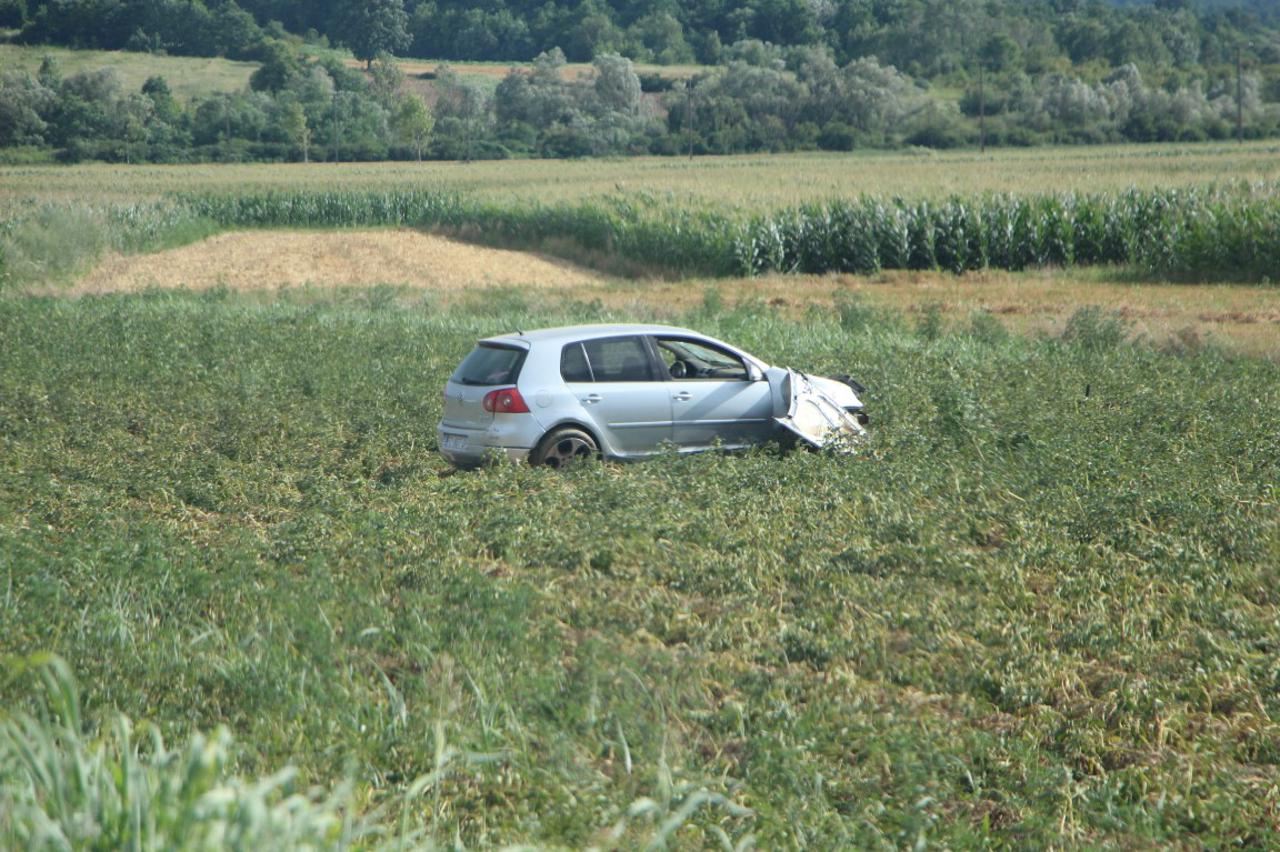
[437,323,868,468]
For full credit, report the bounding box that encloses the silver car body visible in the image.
[437,323,866,466]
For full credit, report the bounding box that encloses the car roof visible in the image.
[479,323,704,347]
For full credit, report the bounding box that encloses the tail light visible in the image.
[483,387,531,414]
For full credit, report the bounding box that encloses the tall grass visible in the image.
[0,199,217,287]
[0,655,366,849]
[2,291,1277,846]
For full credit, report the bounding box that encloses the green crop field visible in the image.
[1,289,1277,847]
[4,141,1280,206]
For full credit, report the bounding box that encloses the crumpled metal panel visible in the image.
[773,369,868,450]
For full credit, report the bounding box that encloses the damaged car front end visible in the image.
[771,369,868,451]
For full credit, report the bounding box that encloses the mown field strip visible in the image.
[68,229,607,294]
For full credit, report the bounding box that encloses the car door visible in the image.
[652,335,774,450]
[562,335,673,456]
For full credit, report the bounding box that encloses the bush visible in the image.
[1059,306,1130,351]
[817,122,858,151]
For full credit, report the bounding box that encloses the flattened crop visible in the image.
[70,229,608,294]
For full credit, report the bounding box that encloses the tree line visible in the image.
[5,0,1278,74]
[1,0,1279,161]
[2,39,1277,163]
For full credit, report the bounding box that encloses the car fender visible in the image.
[808,374,864,411]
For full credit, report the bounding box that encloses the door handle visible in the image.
[672,391,693,402]
[582,393,602,404]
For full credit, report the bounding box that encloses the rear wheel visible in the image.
[531,427,599,468]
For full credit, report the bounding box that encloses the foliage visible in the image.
[10,0,1280,162]
[5,174,1280,286]
[19,0,265,60]
[0,655,372,849]
[338,0,410,68]
[0,290,1277,847]
[393,92,433,161]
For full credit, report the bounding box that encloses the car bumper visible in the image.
[437,422,536,467]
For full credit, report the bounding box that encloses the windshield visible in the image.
[656,338,748,380]
[450,343,527,386]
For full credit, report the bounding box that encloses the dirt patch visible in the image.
[68,229,609,295]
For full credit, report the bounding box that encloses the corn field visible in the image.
[3,186,1278,287]
[181,186,1280,281]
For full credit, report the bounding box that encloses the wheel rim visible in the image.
[544,436,593,468]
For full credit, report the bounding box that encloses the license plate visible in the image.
[441,433,468,451]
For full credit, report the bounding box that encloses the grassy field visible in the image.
[4,141,1280,206]
[0,44,260,101]
[1,288,1277,847]
[0,42,699,106]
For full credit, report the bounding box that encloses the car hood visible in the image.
[768,368,867,450]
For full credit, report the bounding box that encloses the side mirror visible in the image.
[746,363,764,382]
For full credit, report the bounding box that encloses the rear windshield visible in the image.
[451,343,527,386]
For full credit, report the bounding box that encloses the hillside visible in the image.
[0,44,258,101]
[2,0,1279,162]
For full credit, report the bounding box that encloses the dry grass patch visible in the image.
[67,229,609,295]
[572,269,1280,357]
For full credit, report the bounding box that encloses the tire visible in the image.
[530,427,599,469]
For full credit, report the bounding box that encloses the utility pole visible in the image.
[1236,44,1244,144]
[332,91,340,162]
[686,82,695,160]
[978,62,986,154]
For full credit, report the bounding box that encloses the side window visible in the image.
[655,337,748,381]
[581,336,654,382]
[560,342,593,382]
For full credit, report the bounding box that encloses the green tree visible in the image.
[340,0,411,69]
[275,96,311,161]
[393,92,433,160]
[210,2,263,59]
[250,39,305,92]
[593,53,642,117]
[0,70,52,147]
[36,54,62,90]
[980,33,1021,74]
[368,52,405,109]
